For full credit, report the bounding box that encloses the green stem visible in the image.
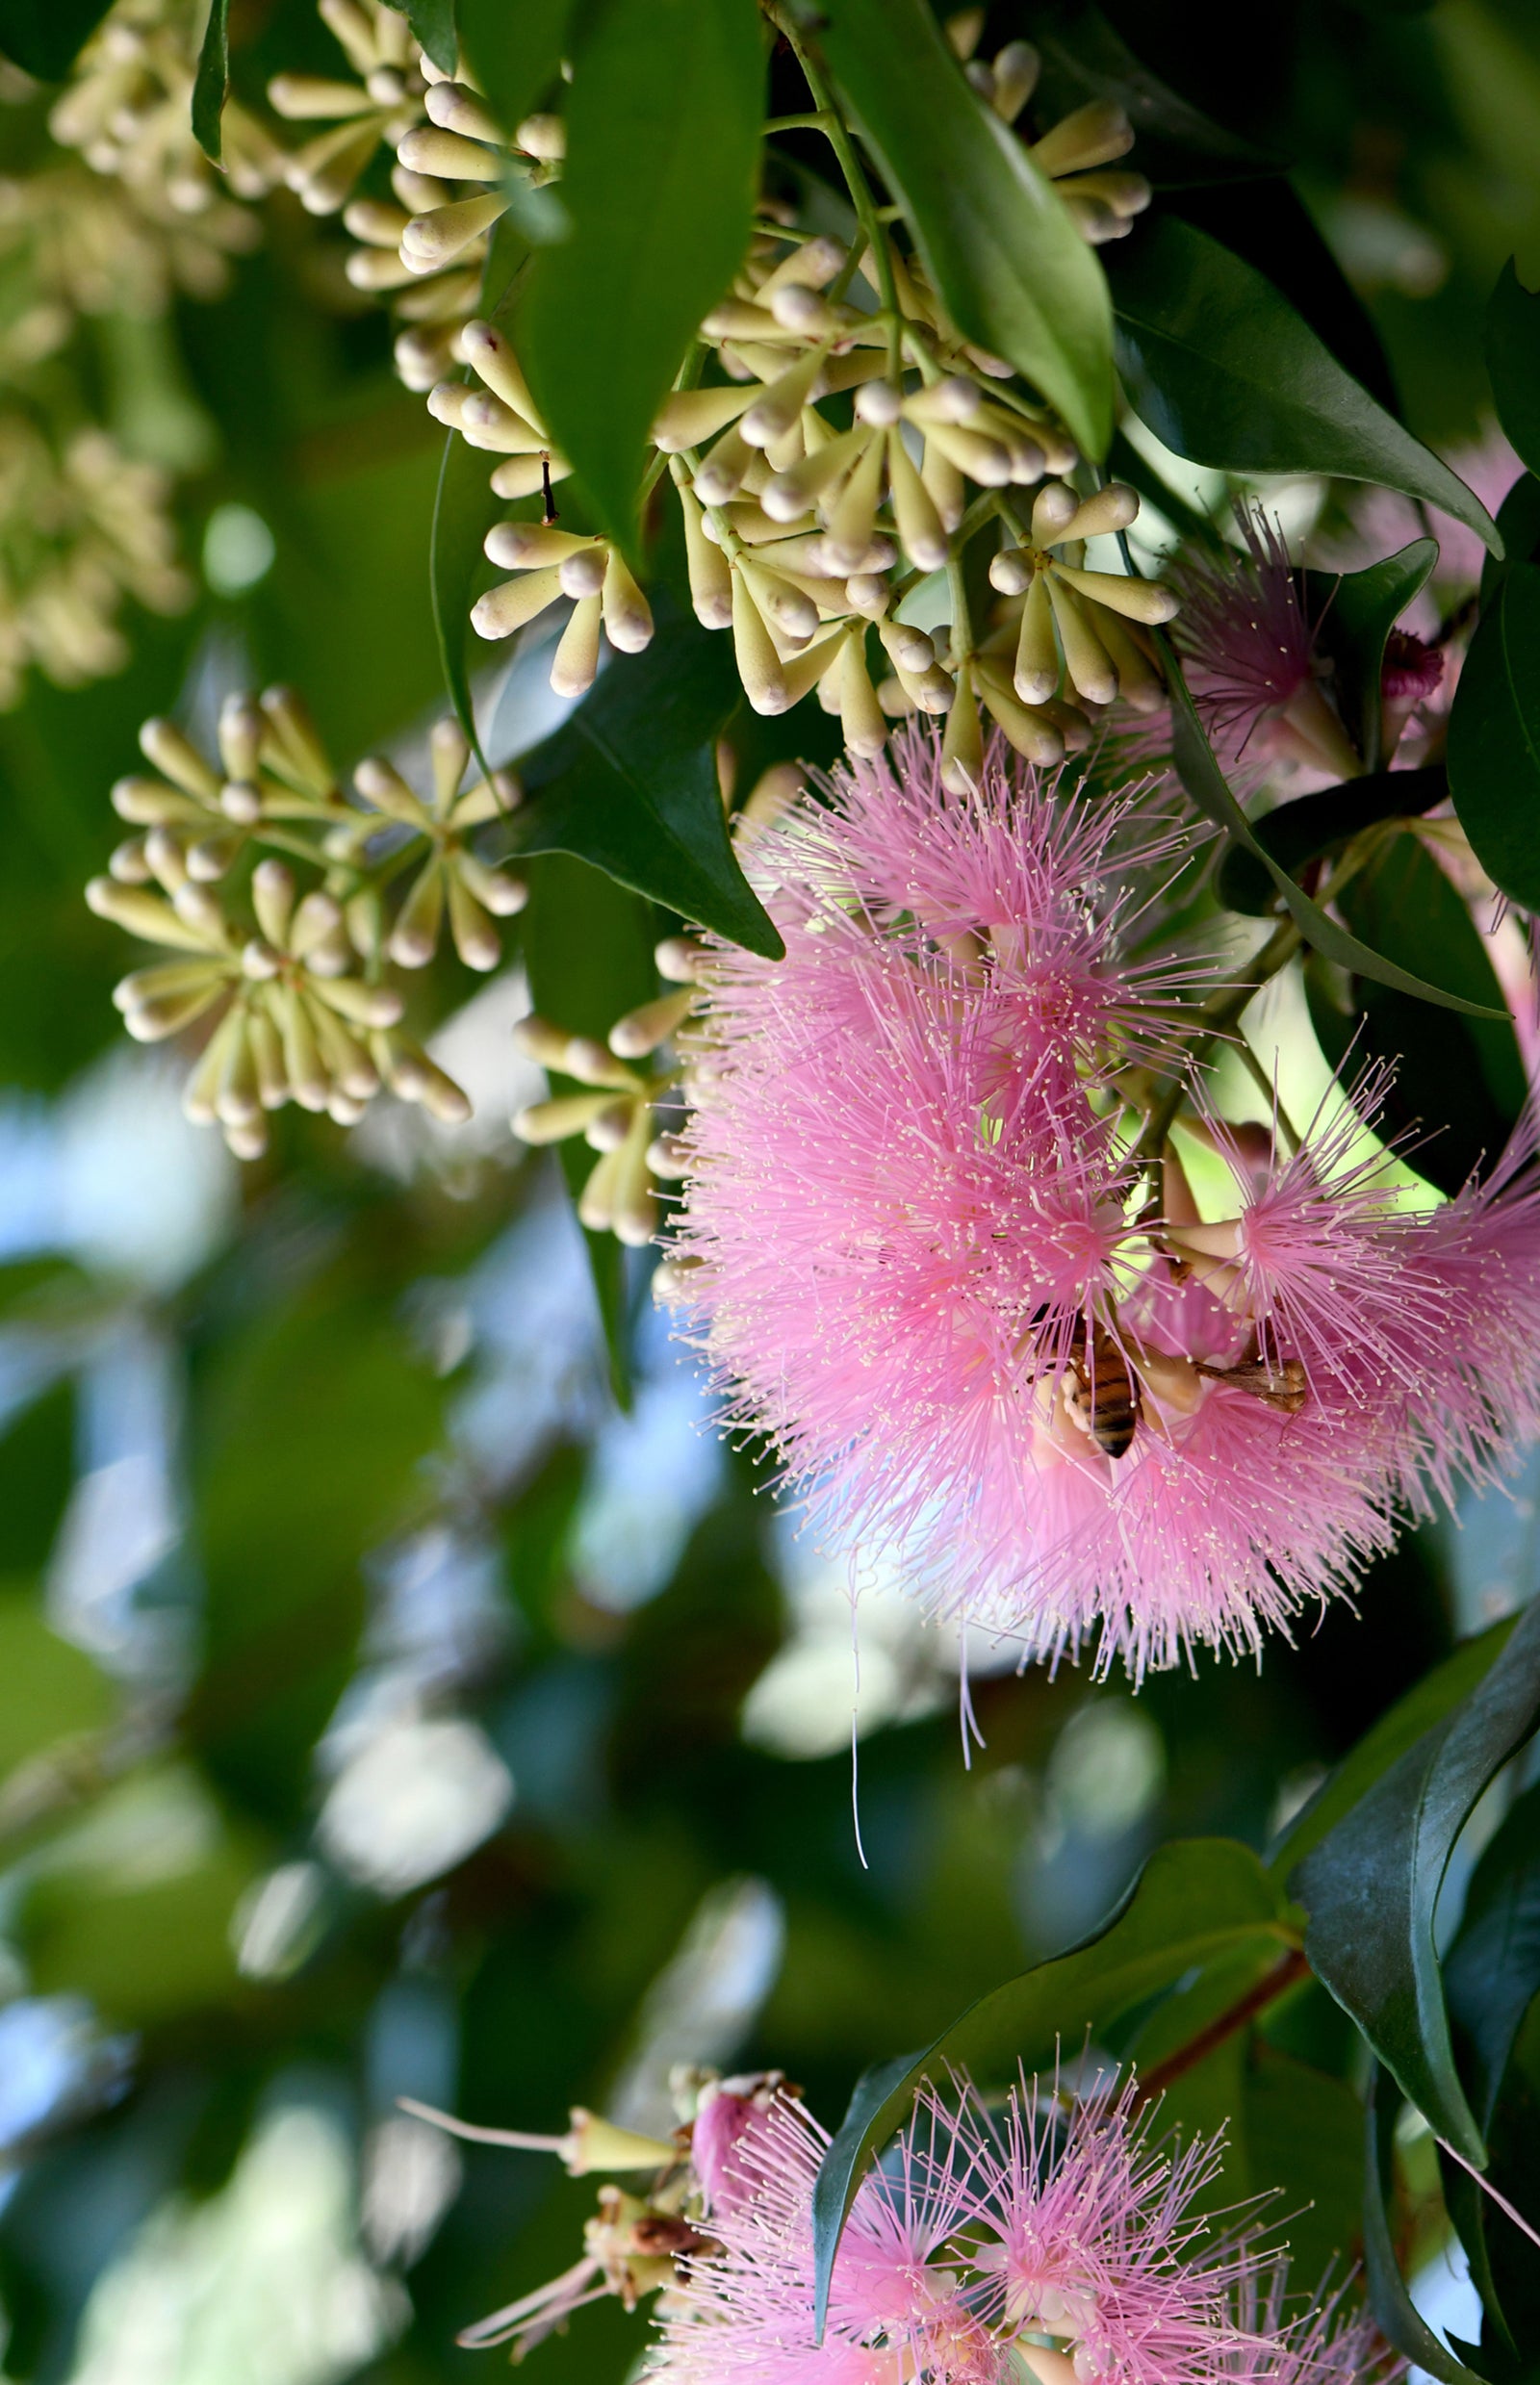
[767,5,902,372]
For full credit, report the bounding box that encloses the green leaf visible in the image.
[1486,258,1540,480]
[1272,1616,1519,1881]
[1165,642,1507,1017]
[0,0,111,79]
[387,0,456,77]
[810,1838,1295,2333]
[1448,562,1540,913]
[1480,473,1540,609]
[1365,2071,1493,2385]
[191,0,229,163]
[1216,763,1448,917]
[519,0,764,553]
[1107,218,1502,554]
[458,0,574,142]
[519,851,661,1407]
[1245,2047,1366,2283]
[809,0,1114,461]
[1303,540,1438,772]
[1293,1597,1540,2165]
[1445,1778,1540,2131]
[502,595,782,956]
[1310,832,1527,1196]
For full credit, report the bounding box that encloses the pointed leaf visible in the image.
[1303,539,1438,771]
[811,1838,1293,2333]
[1217,762,1448,917]
[502,597,781,956]
[519,0,764,554]
[192,0,229,164]
[389,0,456,76]
[809,0,1114,461]
[1165,643,1506,1016]
[1448,562,1540,913]
[1445,1776,1540,2132]
[1486,258,1540,481]
[1293,1597,1540,2166]
[1365,2072,1495,2385]
[1270,1617,1519,1881]
[1108,218,1501,554]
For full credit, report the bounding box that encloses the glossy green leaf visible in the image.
[502,597,781,956]
[1165,643,1506,1016]
[1448,562,1540,912]
[811,1838,1295,2332]
[1365,2072,1493,2385]
[458,0,574,141]
[809,0,1115,460]
[1245,2048,1366,2283]
[1108,218,1501,553]
[519,0,763,553]
[1294,1597,1540,2165]
[1272,1617,1519,1880]
[0,0,111,78]
[1304,539,1438,771]
[519,851,660,1408]
[1217,762,1448,916]
[1446,1777,1540,2132]
[389,0,456,77]
[1308,833,1527,1196]
[1480,473,1540,608]
[191,0,229,163]
[1486,258,1540,480]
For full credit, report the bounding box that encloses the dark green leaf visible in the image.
[519,0,763,553]
[809,0,1115,460]
[1029,0,1283,189]
[1449,562,1540,913]
[1310,833,1527,1196]
[0,0,111,80]
[1108,218,1502,553]
[1165,642,1506,1015]
[1303,540,1438,771]
[1217,763,1448,917]
[1294,1598,1540,2165]
[1486,259,1540,481]
[387,0,457,77]
[458,0,574,144]
[1365,2071,1493,2385]
[1480,474,1540,609]
[1245,2048,1366,2282]
[191,0,229,164]
[1272,1617,1519,1881]
[519,851,660,1406]
[502,596,782,957]
[811,1837,1294,2332]
[1446,1779,1540,2131]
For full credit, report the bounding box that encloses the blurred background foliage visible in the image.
[0,0,1537,2380]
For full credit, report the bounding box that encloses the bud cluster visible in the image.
[510,933,708,1246]
[83,685,535,1157]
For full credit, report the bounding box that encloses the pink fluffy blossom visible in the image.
[1167,509,1358,780]
[671,730,1540,1678]
[653,2073,1284,2385]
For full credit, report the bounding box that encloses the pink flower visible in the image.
[654,2073,1273,2385]
[1218,2264,1402,2385]
[1167,509,1358,781]
[670,730,1540,1679]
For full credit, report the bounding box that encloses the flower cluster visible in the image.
[50,0,281,218]
[0,422,190,704]
[410,2064,1390,2385]
[667,724,1540,1677]
[84,686,529,1156]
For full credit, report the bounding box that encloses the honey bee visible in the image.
[1063,1320,1142,1459]
[1194,1355,1309,1413]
